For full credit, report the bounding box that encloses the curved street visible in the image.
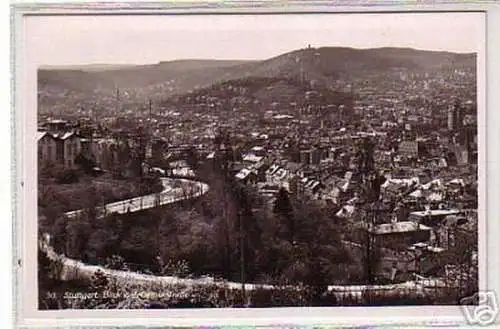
[64,177,208,220]
[41,176,446,297]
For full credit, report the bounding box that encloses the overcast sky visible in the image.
[25,12,484,66]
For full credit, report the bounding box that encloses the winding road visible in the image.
[41,176,447,298]
[64,178,207,219]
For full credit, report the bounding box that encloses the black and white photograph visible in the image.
[31,11,485,311]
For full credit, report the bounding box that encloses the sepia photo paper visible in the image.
[11,2,500,328]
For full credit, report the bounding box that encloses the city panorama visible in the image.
[37,45,479,309]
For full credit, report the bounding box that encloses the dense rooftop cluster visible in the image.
[37,47,479,307]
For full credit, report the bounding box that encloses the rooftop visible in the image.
[410,209,461,218]
[46,119,68,124]
[36,131,48,142]
[60,131,76,140]
[236,168,252,180]
[371,221,432,235]
[242,154,264,163]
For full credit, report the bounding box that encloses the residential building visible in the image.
[59,132,82,168]
[37,130,81,169]
[37,131,57,168]
[300,150,311,165]
[398,140,423,158]
[408,209,461,228]
[447,104,463,132]
[42,119,71,134]
[369,221,432,250]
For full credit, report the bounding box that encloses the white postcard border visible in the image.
[11,2,499,327]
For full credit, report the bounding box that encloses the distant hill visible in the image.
[163,76,354,115]
[242,47,475,81]
[39,64,140,71]
[38,59,253,92]
[38,47,476,113]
